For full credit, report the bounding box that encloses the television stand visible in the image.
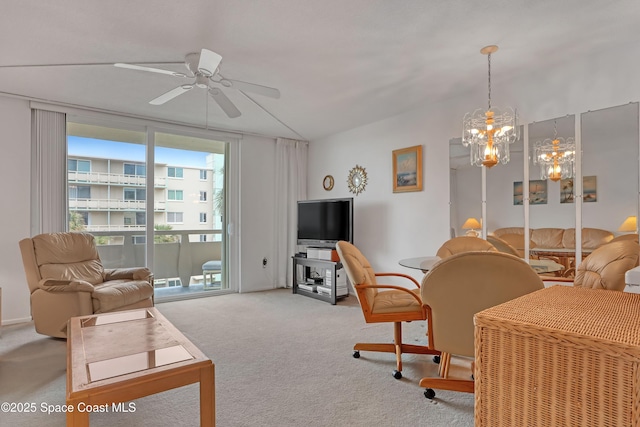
[292,256,348,305]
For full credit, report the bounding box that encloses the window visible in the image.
[168,189,184,201]
[199,212,207,223]
[200,169,207,180]
[167,212,183,223]
[167,278,182,287]
[132,235,146,245]
[124,188,146,200]
[200,191,207,202]
[124,163,146,176]
[69,185,91,199]
[68,159,91,172]
[199,234,207,242]
[124,211,146,226]
[168,167,183,178]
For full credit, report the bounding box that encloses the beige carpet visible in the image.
[0,289,474,426]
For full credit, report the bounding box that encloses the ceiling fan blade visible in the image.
[150,85,193,105]
[219,78,280,99]
[209,88,241,118]
[198,49,222,77]
[115,63,187,78]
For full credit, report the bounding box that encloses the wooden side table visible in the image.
[474,286,640,427]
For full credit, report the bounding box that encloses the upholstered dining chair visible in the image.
[335,241,440,379]
[19,232,155,338]
[486,235,522,257]
[435,236,497,259]
[541,239,640,291]
[419,251,544,399]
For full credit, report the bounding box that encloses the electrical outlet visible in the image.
[262,257,267,268]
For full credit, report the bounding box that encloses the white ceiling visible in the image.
[1,0,639,141]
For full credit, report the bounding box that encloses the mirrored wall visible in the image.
[450,102,639,267]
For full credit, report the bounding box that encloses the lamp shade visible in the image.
[462,217,481,230]
[618,216,637,232]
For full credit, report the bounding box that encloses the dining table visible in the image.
[398,256,564,275]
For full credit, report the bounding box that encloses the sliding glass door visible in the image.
[67,117,230,301]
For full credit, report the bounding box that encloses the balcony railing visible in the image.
[91,229,225,293]
[68,171,167,187]
[69,199,166,211]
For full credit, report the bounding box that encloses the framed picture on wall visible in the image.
[392,145,423,193]
[560,176,597,203]
[513,180,548,205]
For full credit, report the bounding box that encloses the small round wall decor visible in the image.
[347,165,368,195]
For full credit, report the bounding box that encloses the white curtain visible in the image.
[274,138,308,288]
[30,109,67,235]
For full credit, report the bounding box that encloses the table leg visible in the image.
[199,364,215,427]
[66,400,89,427]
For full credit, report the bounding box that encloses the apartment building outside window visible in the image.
[68,159,91,172]
[69,185,91,199]
[124,188,146,200]
[167,212,183,223]
[168,189,183,201]
[168,167,183,178]
[124,163,146,176]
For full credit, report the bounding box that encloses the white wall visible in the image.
[239,134,278,291]
[308,42,640,284]
[0,97,32,323]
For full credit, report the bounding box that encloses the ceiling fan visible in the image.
[114,48,280,118]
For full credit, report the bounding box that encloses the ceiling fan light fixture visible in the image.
[197,49,222,77]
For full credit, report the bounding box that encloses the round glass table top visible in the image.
[398,256,563,274]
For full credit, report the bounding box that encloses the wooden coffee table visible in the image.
[66,307,214,426]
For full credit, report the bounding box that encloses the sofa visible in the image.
[492,227,614,251]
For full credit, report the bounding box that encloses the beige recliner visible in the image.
[419,251,544,399]
[19,232,155,338]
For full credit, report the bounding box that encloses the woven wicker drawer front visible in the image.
[474,286,640,427]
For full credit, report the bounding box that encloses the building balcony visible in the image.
[68,171,167,187]
[69,198,166,211]
[90,228,226,298]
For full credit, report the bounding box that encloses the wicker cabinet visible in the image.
[474,286,640,427]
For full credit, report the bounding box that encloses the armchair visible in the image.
[541,239,640,291]
[419,251,544,399]
[335,241,440,379]
[19,232,154,338]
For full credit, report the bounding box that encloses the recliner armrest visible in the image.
[38,278,95,293]
[104,267,153,281]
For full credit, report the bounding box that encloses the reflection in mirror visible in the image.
[485,131,524,239]
[450,137,482,238]
[528,115,576,223]
[581,103,639,251]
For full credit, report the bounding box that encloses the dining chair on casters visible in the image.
[419,251,544,399]
[335,241,440,379]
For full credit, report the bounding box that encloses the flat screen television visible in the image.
[297,198,353,248]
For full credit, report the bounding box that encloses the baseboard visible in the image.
[2,316,32,326]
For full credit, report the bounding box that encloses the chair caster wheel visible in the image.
[424,388,436,399]
[392,370,402,379]
[352,351,360,358]
[433,355,440,364]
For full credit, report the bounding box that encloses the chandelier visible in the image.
[462,45,519,168]
[532,120,575,182]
